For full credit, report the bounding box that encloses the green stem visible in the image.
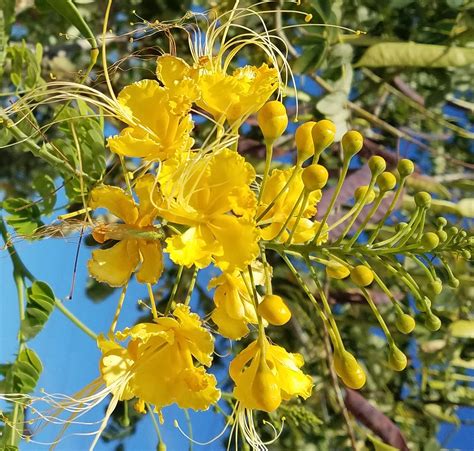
[184,267,198,306]
[166,266,184,314]
[258,141,274,204]
[54,299,97,340]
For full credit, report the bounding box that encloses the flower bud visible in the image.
[301,164,329,191]
[427,279,443,296]
[436,217,447,228]
[257,294,292,326]
[341,130,363,158]
[448,276,460,288]
[425,314,441,331]
[158,443,167,451]
[355,186,376,204]
[252,362,281,412]
[257,101,288,142]
[414,191,431,209]
[462,249,471,259]
[334,350,366,389]
[368,156,386,176]
[350,265,374,287]
[447,226,458,237]
[377,172,397,192]
[388,346,407,371]
[312,120,336,153]
[396,313,416,334]
[295,121,316,164]
[395,222,408,233]
[415,296,431,312]
[437,230,448,242]
[326,262,350,280]
[421,232,439,251]
[397,159,414,177]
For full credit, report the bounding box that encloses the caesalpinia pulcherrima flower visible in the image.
[88,174,163,286]
[158,149,260,271]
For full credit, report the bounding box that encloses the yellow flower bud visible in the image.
[301,164,329,191]
[295,121,316,164]
[427,279,443,296]
[414,191,431,209]
[312,119,336,153]
[257,101,288,142]
[354,185,376,204]
[396,313,416,334]
[257,294,292,326]
[252,362,281,412]
[341,130,363,157]
[397,158,415,177]
[377,172,397,192]
[368,156,386,175]
[350,265,374,287]
[334,350,366,390]
[436,217,447,228]
[326,262,350,280]
[425,314,441,331]
[388,346,407,371]
[437,230,448,242]
[158,443,167,451]
[421,232,439,251]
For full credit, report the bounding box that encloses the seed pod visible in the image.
[425,314,441,331]
[368,156,386,175]
[257,294,292,326]
[326,262,350,279]
[302,164,329,191]
[334,350,366,389]
[257,101,288,142]
[421,232,440,251]
[354,185,376,204]
[350,265,374,287]
[341,130,363,157]
[377,172,397,192]
[312,119,336,153]
[396,313,416,334]
[397,158,414,177]
[414,191,432,209]
[295,121,316,164]
[388,346,407,371]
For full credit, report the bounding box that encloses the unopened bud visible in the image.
[302,164,329,191]
[397,159,414,177]
[425,313,441,331]
[436,217,447,228]
[326,262,350,279]
[350,265,374,287]
[368,156,386,175]
[257,101,288,142]
[377,172,397,192]
[388,345,407,371]
[341,130,363,158]
[421,232,439,251]
[312,120,336,153]
[295,121,316,164]
[257,294,291,326]
[414,191,431,209]
[334,350,366,390]
[396,313,416,334]
[355,186,376,204]
[427,279,443,296]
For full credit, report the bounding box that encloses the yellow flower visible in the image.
[108,79,194,161]
[113,304,220,411]
[196,63,279,126]
[230,338,313,412]
[208,269,264,340]
[88,174,163,287]
[258,167,324,244]
[158,149,260,271]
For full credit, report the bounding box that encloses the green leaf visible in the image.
[425,404,460,425]
[3,197,44,236]
[293,41,328,74]
[355,42,474,68]
[21,281,56,341]
[450,320,474,338]
[36,0,97,49]
[7,41,44,91]
[33,174,56,215]
[0,0,15,75]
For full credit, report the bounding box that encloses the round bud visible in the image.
[437,230,448,242]
[158,443,167,451]
[396,313,416,334]
[462,249,471,260]
[311,120,336,153]
[395,222,408,233]
[436,217,447,228]
[425,314,441,331]
[377,172,397,192]
[326,262,350,280]
[355,186,376,204]
[397,159,415,177]
[334,350,366,390]
[341,130,363,157]
[448,277,460,289]
[350,265,374,287]
[459,230,467,239]
[257,294,292,326]
[301,164,329,191]
[368,156,386,175]
[415,296,431,312]
[421,232,440,251]
[427,279,443,296]
[257,101,288,142]
[295,121,316,164]
[448,226,458,236]
[388,346,407,371]
[414,191,431,209]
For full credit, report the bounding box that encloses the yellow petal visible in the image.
[134,174,160,226]
[156,55,192,86]
[89,185,138,224]
[108,127,162,161]
[136,241,163,284]
[211,306,250,340]
[174,367,221,410]
[88,240,140,287]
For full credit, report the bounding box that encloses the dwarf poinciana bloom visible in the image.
[88,174,163,287]
[258,167,326,244]
[230,338,313,412]
[100,305,220,411]
[158,149,260,271]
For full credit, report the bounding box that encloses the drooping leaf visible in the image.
[3,197,44,236]
[32,174,56,215]
[21,281,56,341]
[356,42,474,68]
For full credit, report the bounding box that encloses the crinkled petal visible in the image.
[136,241,163,284]
[88,240,140,287]
[211,306,250,340]
[134,174,161,226]
[90,185,138,224]
[174,367,221,410]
